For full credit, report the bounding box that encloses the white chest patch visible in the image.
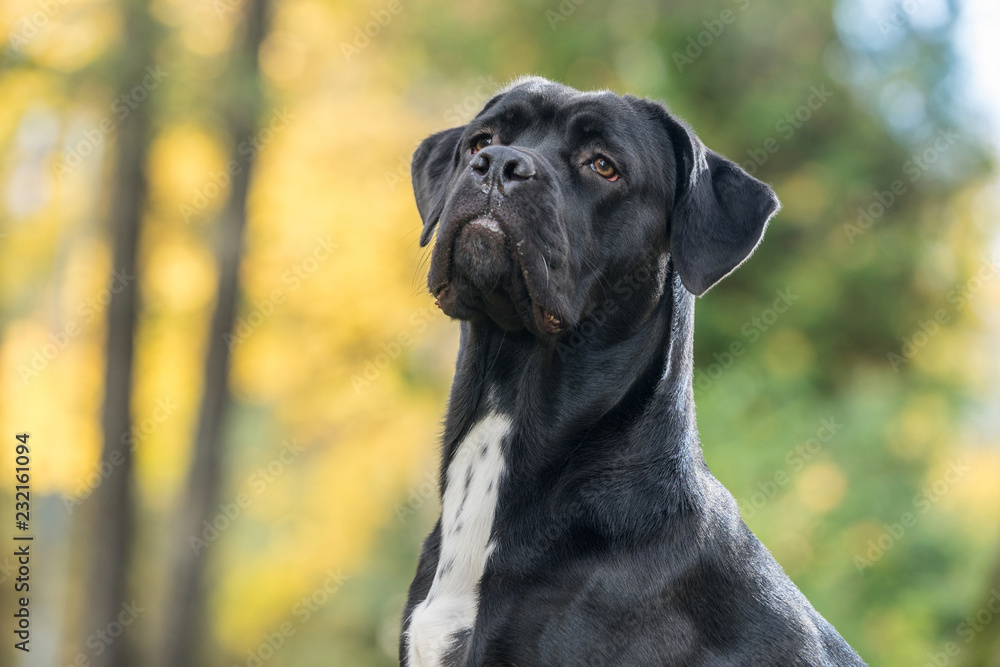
[407,412,511,667]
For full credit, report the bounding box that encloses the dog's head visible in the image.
[412,77,779,339]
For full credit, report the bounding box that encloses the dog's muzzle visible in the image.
[428,146,569,337]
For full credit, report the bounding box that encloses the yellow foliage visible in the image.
[776,167,829,224]
[3,0,119,71]
[795,462,847,514]
[763,327,815,379]
[934,448,1000,529]
[884,393,949,460]
[148,124,231,218]
[0,319,103,495]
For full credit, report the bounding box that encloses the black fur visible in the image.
[401,77,865,666]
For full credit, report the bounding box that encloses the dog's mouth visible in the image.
[430,215,566,336]
[434,283,565,336]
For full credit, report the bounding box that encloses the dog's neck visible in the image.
[439,258,699,478]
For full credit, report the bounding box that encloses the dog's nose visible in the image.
[470,146,535,191]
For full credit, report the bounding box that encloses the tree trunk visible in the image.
[156,1,269,665]
[959,554,1000,667]
[86,1,155,666]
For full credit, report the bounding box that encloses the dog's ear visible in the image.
[659,109,780,296]
[412,125,466,247]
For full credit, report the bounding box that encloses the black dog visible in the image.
[400,77,865,667]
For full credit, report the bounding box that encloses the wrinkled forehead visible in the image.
[472,80,660,157]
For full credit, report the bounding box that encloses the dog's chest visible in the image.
[407,412,511,666]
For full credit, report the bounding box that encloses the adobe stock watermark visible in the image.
[0,556,14,585]
[234,568,350,667]
[383,76,499,193]
[18,268,135,384]
[887,254,1000,371]
[394,467,437,522]
[553,252,662,362]
[339,0,406,62]
[693,287,799,395]
[877,0,932,37]
[350,307,436,394]
[671,0,752,72]
[61,397,179,513]
[739,85,835,176]
[224,235,338,350]
[396,421,519,522]
[843,127,959,243]
[213,0,246,20]
[854,459,968,574]
[52,66,168,181]
[922,589,1000,667]
[736,417,844,519]
[531,480,613,557]
[394,449,594,560]
[442,76,499,126]
[59,600,144,667]
[180,107,295,223]
[545,0,589,30]
[189,439,307,556]
[6,0,70,54]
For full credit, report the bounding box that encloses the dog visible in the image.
[400,77,865,667]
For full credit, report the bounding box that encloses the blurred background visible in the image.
[0,0,999,665]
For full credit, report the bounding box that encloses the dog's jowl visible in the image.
[400,77,866,667]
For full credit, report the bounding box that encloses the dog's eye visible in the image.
[590,156,619,181]
[471,134,493,154]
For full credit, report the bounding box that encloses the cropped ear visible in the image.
[660,111,780,296]
[412,125,466,247]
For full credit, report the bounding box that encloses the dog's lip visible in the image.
[432,282,566,338]
[433,279,564,336]
[532,302,564,335]
[430,214,568,336]
[433,283,453,310]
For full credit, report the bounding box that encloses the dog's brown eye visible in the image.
[471,135,492,154]
[590,156,619,181]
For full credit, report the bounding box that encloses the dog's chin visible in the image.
[431,219,566,338]
[453,219,510,290]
